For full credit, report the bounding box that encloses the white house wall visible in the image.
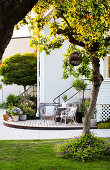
[40,26,77,104]
[97,80,110,104]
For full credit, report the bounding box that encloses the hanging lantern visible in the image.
[68,52,82,66]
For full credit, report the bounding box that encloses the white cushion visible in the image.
[45,106,55,116]
[68,107,77,116]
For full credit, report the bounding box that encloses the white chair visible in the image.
[40,106,57,122]
[60,106,77,124]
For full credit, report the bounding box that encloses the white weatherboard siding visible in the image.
[40,19,79,104]
[40,40,77,104]
[97,80,110,104]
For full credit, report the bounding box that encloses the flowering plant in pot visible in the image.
[72,79,88,111]
[61,94,67,107]
[72,79,88,123]
[8,106,23,122]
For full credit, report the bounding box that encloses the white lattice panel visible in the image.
[97,104,110,122]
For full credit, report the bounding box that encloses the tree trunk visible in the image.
[24,86,26,97]
[83,57,103,135]
[0,0,38,59]
[0,26,14,59]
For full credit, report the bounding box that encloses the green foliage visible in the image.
[106,117,110,123]
[0,84,2,89]
[81,99,97,118]
[31,35,64,55]
[72,79,88,91]
[62,46,92,79]
[98,122,110,129]
[6,94,20,107]
[0,139,110,170]
[26,0,109,80]
[62,94,67,102]
[0,53,37,88]
[22,107,36,119]
[0,102,7,109]
[55,133,110,161]
[18,100,36,119]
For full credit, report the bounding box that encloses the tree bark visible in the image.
[0,0,38,59]
[83,57,103,135]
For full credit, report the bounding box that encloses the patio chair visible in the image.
[40,105,57,122]
[60,106,77,124]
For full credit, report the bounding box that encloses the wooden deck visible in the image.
[3,119,97,130]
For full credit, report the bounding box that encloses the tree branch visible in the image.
[104,36,110,47]
[57,28,85,47]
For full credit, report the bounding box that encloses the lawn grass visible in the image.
[0,138,110,170]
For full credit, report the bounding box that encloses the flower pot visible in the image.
[62,102,67,107]
[76,112,82,123]
[11,115,19,122]
[19,115,27,121]
[3,114,7,121]
[90,119,97,126]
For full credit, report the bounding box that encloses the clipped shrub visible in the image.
[18,101,36,119]
[23,107,36,119]
[6,94,20,107]
[0,102,7,109]
[55,133,110,161]
[98,122,110,129]
[72,79,88,91]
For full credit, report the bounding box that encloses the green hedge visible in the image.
[98,122,110,129]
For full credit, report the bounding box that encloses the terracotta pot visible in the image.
[90,119,97,126]
[3,114,7,121]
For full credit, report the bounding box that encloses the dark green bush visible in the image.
[6,94,20,107]
[18,101,36,119]
[98,122,110,129]
[106,117,110,123]
[23,107,36,119]
[0,102,7,109]
[55,133,110,161]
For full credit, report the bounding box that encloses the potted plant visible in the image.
[8,106,23,122]
[82,99,97,126]
[18,102,27,121]
[61,94,67,107]
[72,79,88,123]
[18,100,35,120]
[0,84,2,90]
[90,107,97,126]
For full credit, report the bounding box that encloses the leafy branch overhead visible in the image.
[29,0,109,54]
[27,0,109,79]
